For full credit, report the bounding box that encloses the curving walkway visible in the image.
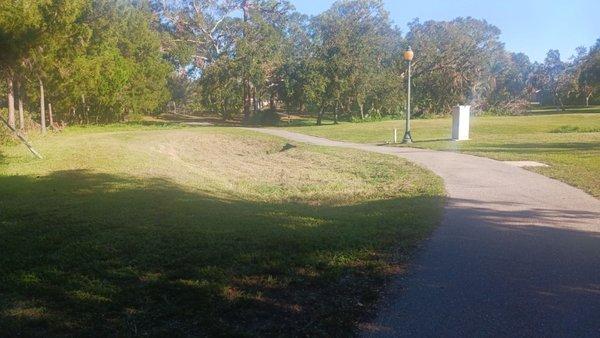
[248,128,600,337]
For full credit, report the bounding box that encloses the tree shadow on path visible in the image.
[365,196,600,337]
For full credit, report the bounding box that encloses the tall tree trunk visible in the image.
[7,75,16,129]
[241,0,251,124]
[346,97,351,115]
[553,92,561,112]
[558,96,565,111]
[270,91,276,111]
[48,103,54,129]
[586,93,591,107]
[333,102,339,125]
[243,82,251,123]
[359,101,364,120]
[317,102,325,126]
[82,94,89,124]
[252,87,258,114]
[17,79,24,130]
[39,78,46,133]
[242,0,250,23]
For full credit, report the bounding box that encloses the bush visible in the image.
[248,110,281,126]
[483,99,530,116]
[0,126,12,145]
[350,108,401,123]
[125,112,145,122]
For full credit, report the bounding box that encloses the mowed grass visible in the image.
[0,126,444,336]
[285,112,600,197]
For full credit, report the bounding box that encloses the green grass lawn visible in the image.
[0,126,444,336]
[285,112,600,198]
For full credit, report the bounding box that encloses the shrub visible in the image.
[125,112,145,122]
[483,99,530,116]
[350,109,400,123]
[248,110,281,126]
[0,126,12,145]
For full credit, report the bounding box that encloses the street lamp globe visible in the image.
[404,46,414,62]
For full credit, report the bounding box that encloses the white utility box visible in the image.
[452,105,471,141]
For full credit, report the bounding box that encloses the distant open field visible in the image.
[0,126,443,335]
[285,111,600,197]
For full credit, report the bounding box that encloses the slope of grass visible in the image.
[0,126,444,336]
[285,113,600,197]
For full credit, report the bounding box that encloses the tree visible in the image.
[482,52,533,113]
[311,0,400,121]
[5,0,594,129]
[43,0,172,123]
[406,17,505,115]
[577,39,600,107]
[0,0,43,129]
[155,0,292,123]
[199,57,242,120]
[540,50,567,110]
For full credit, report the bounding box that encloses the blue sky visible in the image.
[291,0,600,62]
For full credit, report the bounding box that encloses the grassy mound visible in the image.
[0,127,444,336]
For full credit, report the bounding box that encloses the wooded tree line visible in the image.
[2,0,599,129]
[0,0,171,131]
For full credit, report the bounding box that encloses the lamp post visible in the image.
[402,46,414,144]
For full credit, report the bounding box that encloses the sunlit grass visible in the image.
[285,112,600,197]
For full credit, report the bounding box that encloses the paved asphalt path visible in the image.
[248,128,600,337]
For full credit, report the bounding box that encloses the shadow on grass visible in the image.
[466,141,600,154]
[413,138,453,143]
[524,107,600,116]
[155,112,339,128]
[0,170,443,336]
[159,111,355,128]
[155,113,241,127]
